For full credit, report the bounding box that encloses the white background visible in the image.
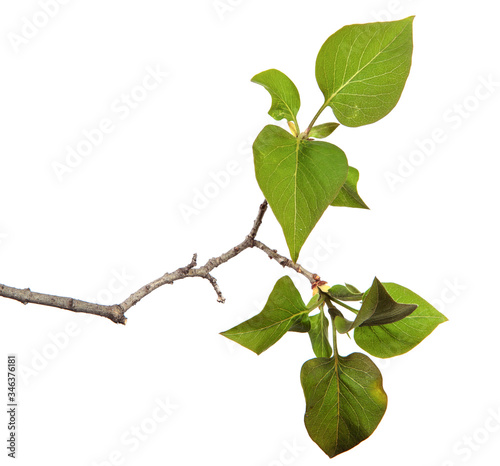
[1,1,499,465]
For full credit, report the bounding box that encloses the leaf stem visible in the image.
[331,314,339,356]
[293,118,301,135]
[329,297,359,315]
[305,101,330,135]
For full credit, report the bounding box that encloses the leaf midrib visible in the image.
[293,138,300,258]
[227,308,309,336]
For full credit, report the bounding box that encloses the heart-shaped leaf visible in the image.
[301,352,387,458]
[316,16,414,127]
[354,283,448,358]
[251,69,301,126]
[331,166,369,209]
[253,125,348,262]
[308,309,332,358]
[220,276,308,354]
[309,122,339,139]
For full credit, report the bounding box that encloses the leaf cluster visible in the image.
[222,276,447,457]
[220,16,448,458]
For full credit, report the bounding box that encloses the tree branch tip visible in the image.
[116,317,127,325]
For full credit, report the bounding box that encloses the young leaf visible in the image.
[251,69,301,126]
[309,122,339,139]
[328,283,364,301]
[359,277,418,327]
[306,293,322,311]
[253,125,348,262]
[331,166,369,209]
[354,283,448,358]
[316,16,414,127]
[301,352,387,458]
[308,310,332,358]
[288,121,298,137]
[220,276,308,355]
[332,277,417,334]
[332,314,356,334]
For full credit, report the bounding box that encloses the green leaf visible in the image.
[332,277,417,334]
[354,283,448,358]
[309,122,339,139]
[316,16,414,127]
[330,306,368,334]
[330,280,376,333]
[331,167,369,209]
[332,314,356,334]
[289,313,311,333]
[220,276,308,355]
[328,283,363,301]
[306,293,322,311]
[301,352,387,458]
[251,69,301,126]
[345,283,360,293]
[359,278,418,327]
[253,125,348,262]
[308,309,332,358]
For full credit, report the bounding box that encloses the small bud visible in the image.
[288,121,298,137]
[312,281,329,296]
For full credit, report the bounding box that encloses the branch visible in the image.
[253,240,317,284]
[0,200,318,324]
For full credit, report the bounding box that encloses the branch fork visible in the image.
[0,200,317,324]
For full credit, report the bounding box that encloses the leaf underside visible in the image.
[328,284,364,301]
[331,166,369,209]
[309,122,339,139]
